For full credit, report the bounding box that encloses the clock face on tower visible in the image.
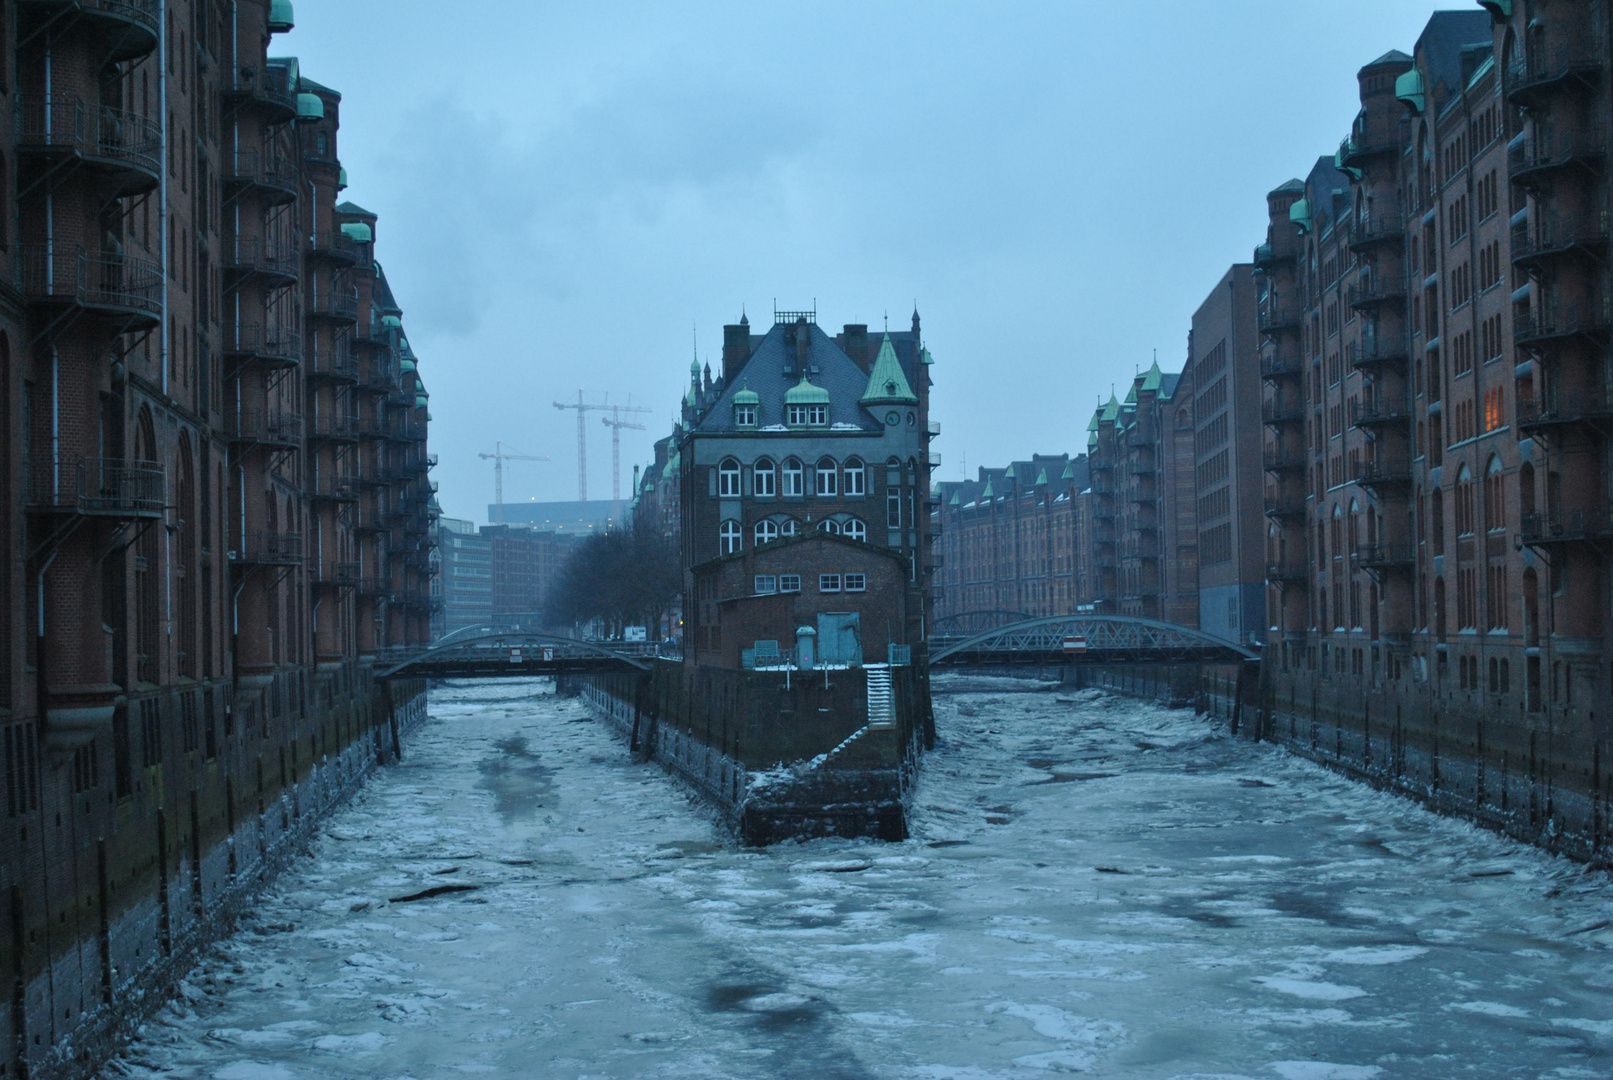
[885,411,900,426]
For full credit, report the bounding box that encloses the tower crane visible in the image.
[477,442,551,524]
[601,406,649,523]
[552,390,651,502]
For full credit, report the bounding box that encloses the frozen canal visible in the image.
[109,676,1613,1080]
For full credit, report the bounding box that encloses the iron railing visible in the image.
[222,147,298,199]
[227,407,302,445]
[222,323,301,365]
[231,531,303,566]
[27,455,164,517]
[18,244,162,318]
[1514,301,1613,345]
[1521,508,1613,545]
[16,95,162,179]
[223,237,299,280]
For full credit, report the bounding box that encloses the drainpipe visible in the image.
[159,0,169,395]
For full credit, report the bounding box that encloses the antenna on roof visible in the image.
[883,310,888,331]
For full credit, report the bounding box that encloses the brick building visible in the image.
[931,454,1087,625]
[1255,3,1613,856]
[0,2,434,1071]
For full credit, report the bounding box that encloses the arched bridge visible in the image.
[377,631,673,680]
[930,615,1258,667]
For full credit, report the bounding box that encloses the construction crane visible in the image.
[552,390,651,502]
[477,442,551,524]
[601,406,648,523]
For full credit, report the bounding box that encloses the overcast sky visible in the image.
[279,2,1455,523]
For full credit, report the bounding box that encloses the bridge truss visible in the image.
[377,630,672,680]
[930,615,1257,667]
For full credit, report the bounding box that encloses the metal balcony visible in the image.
[1347,217,1406,254]
[223,323,301,369]
[1350,399,1411,430]
[230,531,303,567]
[1353,459,1411,490]
[1516,395,1613,436]
[223,61,298,122]
[223,237,299,285]
[227,408,302,447]
[1349,337,1409,371]
[1352,544,1415,572]
[1263,448,1305,473]
[306,349,359,382]
[1506,45,1605,107]
[1260,352,1303,380]
[19,1,160,59]
[1258,304,1302,335]
[16,95,162,193]
[1264,491,1307,521]
[308,477,358,503]
[308,286,359,323]
[1514,302,1613,347]
[1509,132,1606,187]
[1262,398,1305,426]
[1511,213,1611,269]
[1266,560,1308,584]
[1347,278,1407,312]
[308,229,360,265]
[1253,240,1294,272]
[18,245,162,325]
[27,455,164,518]
[1521,508,1613,548]
[1339,124,1399,167]
[222,147,298,205]
[312,560,361,588]
[307,414,359,443]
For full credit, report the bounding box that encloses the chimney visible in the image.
[795,317,811,372]
[722,323,749,381]
[841,324,869,371]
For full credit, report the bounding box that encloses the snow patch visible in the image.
[212,1063,298,1080]
[1448,1000,1530,1018]
[1252,977,1367,1001]
[1319,945,1427,966]
[1269,1064,1381,1080]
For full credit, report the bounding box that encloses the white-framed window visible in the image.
[821,519,841,534]
[754,519,778,546]
[844,518,867,542]
[816,457,837,496]
[782,458,803,496]
[780,518,800,537]
[754,458,776,497]
[754,574,778,594]
[719,519,741,553]
[887,490,902,527]
[734,403,756,427]
[843,457,865,496]
[718,458,741,497]
[819,573,842,592]
[787,403,827,426]
[844,573,867,592]
[779,574,802,593]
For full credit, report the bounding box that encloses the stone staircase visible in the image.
[866,663,895,730]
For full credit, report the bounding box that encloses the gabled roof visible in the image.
[336,200,376,218]
[1140,358,1163,392]
[1363,48,1412,68]
[861,334,918,405]
[692,321,887,434]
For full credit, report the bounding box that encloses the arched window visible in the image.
[1348,498,1360,553]
[780,518,800,537]
[1430,488,1445,550]
[843,457,865,496]
[754,519,778,546]
[1456,464,1475,535]
[718,457,741,498]
[719,519,741,554]
[1484,456,1505,532]
[820,519,841,535]
[781,458,803,497]
[816,457,837,496]
[177,435,196,678]
[753,457,776,497]
[844,518,866,542]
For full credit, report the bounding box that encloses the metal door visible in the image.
[817,612,862,666]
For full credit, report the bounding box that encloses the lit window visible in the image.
[754,458,776,497]
[816,457,837,496]
[844,518,866,542]
[754,519,778,546]
[782,458,803,496]
[718,458,741,497]
[844,573,866,592]
[719,519,741,554]
[734,404,756,427]
[779,574,801,592]
[819,573,842,592]
[754,574,777,594]
[843,458,865,496]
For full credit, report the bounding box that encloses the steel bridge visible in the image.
[376,630,674,680]
[930,614,1257,667]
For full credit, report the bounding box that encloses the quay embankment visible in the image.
[1072,658,1611,869]
[570,658,927,844]
[16,676,427,1080]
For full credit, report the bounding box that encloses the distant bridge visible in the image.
[930,615,1257,667]
[376,630,673,679]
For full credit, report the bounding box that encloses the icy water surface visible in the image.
[108,676,1613,1079]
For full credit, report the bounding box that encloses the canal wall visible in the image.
[572,659,926,844]
[14,675,428,1080]
[1072,659,1610,869]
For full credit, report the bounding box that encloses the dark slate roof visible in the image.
[372,263,401,315]
[695,321,889,434]
[1364,49,1413,69]
[298,74,342,100]
[337,200,376,218]
[1270,178,1306,196]
[1159,372,1182,399]
[1416,11,1493,97]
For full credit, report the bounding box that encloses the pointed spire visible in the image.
[911,304,920,335]
[739,306,749,327]
[861,333,918,405]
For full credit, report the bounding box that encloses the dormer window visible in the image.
[735,403,756,427]
[787,403,827,426]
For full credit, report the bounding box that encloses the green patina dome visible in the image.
[784,374,830,405]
